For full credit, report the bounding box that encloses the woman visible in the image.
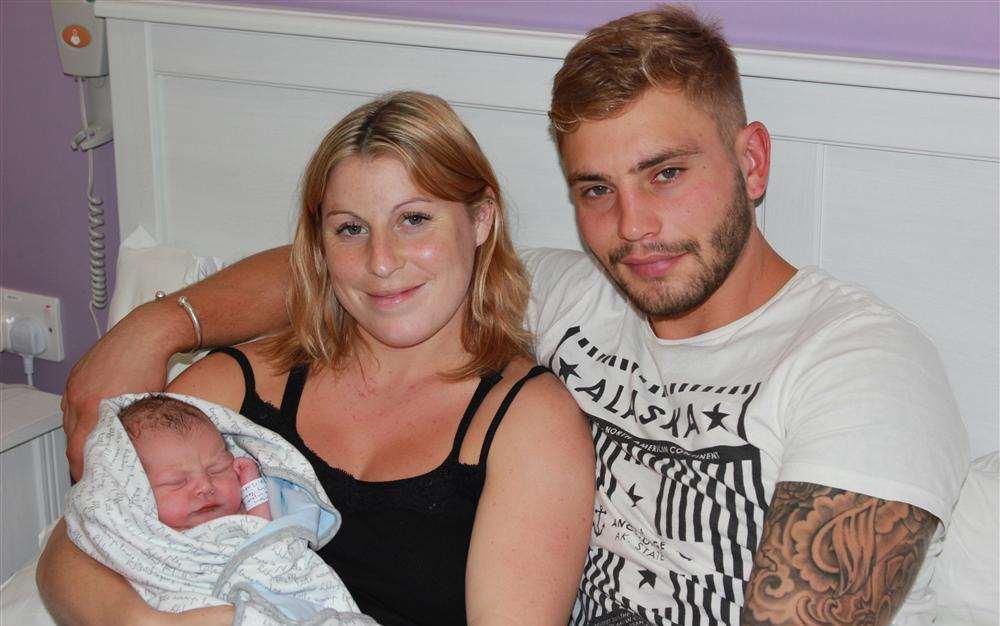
[38,92,595,625]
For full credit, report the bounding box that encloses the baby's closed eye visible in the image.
[208,461,232,475]
[156,477,187,489]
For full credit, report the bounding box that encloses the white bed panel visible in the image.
[759,140,824,267]
[150,23,561,112]
[159,77,365,256]
[449,105,579,250]
[744,77,998,160]
[157,78,577,257]
[100,1,999,456]
[105,19,158,244]
[820,148,999,448]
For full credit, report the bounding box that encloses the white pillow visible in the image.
[0,523,58,626]
[107,226,227,380]
[933,451,999,625]
[0,558,55,626]
[108,226,226,329]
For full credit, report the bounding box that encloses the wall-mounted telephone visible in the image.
[52,0,112,150]
[51,0,113,336]
[52,0,108,77]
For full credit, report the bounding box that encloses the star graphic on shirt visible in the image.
[638,569,656,589]
[626,483,644,507]
[703,403,730,431]
[557,358,580,383]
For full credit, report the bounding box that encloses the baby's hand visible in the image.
[233,457,271,521]
[233,456,261,484]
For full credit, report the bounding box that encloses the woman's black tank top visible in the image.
[211,347,547,626]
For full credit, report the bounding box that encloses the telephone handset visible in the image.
[52,0,108,78]
[51,0,112,150]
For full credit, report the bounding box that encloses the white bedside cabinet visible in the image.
[1,384,70,582]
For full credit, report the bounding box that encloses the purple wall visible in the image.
[1,0,996,394]
[1,0,118,393]
[235,0,999,67]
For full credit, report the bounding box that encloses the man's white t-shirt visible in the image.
[523,248,968,626]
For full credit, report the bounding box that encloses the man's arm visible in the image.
[742,481,937,626]
[63,245,291,479]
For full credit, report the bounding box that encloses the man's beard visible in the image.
[605,173,753,319]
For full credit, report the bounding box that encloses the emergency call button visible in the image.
[61,24,91,48]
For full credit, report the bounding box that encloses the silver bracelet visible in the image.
[154,291,203,350]
[177,296,203,350]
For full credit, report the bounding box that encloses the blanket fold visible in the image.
[65,392,378,626]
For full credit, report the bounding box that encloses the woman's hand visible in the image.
[63,302,190,480]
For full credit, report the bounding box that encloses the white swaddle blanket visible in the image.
[64,393,378,626]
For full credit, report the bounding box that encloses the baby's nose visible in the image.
[192,474,215,496]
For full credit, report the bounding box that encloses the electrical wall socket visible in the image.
[1,287,65,362]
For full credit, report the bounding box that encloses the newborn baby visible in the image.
[119,395,271,528]
[66,392,370,624]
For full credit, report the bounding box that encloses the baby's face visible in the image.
[132,422,243,530]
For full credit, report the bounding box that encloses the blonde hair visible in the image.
[550,5,746,145]
[266,92,531,379]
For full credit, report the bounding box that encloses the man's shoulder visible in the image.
[781,266,926,343]
[772,270,968,527]
[785,268,940,372]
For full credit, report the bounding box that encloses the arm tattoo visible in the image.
[742,482,937,626]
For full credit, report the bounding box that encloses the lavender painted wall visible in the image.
[1,0,118,394]
[0,0,996,394]
[233,0,999,67]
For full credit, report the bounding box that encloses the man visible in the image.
[56,6,966,626]
[531,8,967,625]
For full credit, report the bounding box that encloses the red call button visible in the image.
[62,25,92,48]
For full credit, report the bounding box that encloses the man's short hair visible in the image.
[550,5,747,145]
[119,395,213,440]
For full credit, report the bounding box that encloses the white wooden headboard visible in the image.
[96,0,999,456]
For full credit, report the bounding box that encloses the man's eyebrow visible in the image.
[632,147,700,174]
[567,171,607,185]
[567,146,701,185]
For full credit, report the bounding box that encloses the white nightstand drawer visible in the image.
[1,385,70,582]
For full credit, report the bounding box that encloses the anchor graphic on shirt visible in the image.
[593,504,608,536]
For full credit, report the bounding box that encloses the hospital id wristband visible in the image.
[241,477,269,510]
